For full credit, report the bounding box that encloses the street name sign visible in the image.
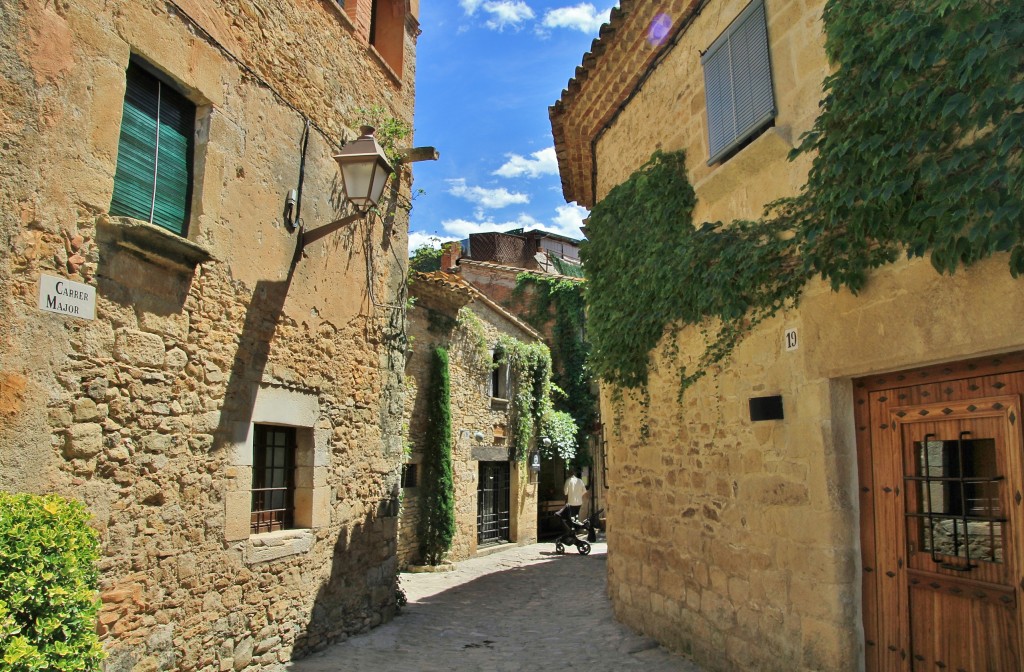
[38,273,96,320]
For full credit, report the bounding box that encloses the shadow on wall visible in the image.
[295,507,401,655]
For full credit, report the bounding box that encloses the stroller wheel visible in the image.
[577,541,591,556]
[555,541,565,554]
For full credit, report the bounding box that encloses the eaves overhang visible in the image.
[549,0,707,208]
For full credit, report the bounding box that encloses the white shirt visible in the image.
[564,476,586,506]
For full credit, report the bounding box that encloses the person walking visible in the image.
[563,468,587,522]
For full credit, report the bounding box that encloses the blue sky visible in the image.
[406,0,615,251]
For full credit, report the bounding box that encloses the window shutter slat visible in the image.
[703,46,735,159]
[730,1,774,140]
[110,67,159,222]
[153,122,191,235]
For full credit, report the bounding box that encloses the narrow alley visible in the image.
[289,542,703,671]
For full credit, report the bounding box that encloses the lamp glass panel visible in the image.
[341,161,374,204]
[369,161,390,205]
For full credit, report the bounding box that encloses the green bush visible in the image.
[0,492,104,671]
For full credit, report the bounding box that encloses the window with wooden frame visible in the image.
[110,59,195,236]
[701,0,776,164]
[370,0,405,78]
[491,351,509,400]
[251,425,296,534]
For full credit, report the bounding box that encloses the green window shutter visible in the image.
[110,61,193,236]
[152,84,193,235]
[702,0,776,164]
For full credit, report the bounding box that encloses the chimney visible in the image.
[440,241,461,271]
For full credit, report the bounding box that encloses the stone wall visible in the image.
[399,276,539,568]
[553,0,1024,670]
[0,0,417,669]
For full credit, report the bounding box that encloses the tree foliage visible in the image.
[409,244,443,273]
[419,347,455,565]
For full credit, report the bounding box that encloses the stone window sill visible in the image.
[98,216,214,273]
[244,529,314,565]
[490,397,509,411]
[368,46,403,87]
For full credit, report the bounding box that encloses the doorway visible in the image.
[855,354,1024,671]
[477,461,510,545]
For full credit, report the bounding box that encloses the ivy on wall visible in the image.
[494,335,558,462]
[419,347,455,565]
[515,273,597,465]
[582,0,1024,395]
[775,0,1024,289]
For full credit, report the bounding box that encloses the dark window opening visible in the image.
[251,425,296,534]
[401,463,418,489]
[491,352,509,399]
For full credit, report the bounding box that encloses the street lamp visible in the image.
[298,126,395,251]
[334,126,394,214]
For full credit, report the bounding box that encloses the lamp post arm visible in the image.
[395,147,439,164]
[300,212,362,250]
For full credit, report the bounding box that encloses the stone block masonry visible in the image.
[0,0,418,670]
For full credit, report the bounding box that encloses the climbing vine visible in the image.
[515,273,596,465]
[455,306,493,368]
[494,335,558,462]
[539,409,580,462]
[419,347,455,565]
[583,150,802,392]
[356,105,412,168]
[775,0,1024,289]
[583,0,1024,395]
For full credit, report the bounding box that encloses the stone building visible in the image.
[399,272,540,567]
[1,0,418,669]
[438,237,605,536]
[552,0,1024,671]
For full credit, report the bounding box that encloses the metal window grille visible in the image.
[251,425,296,534]
[906,433,1005,569]
[701,0,776,164]
[477,462,511,545]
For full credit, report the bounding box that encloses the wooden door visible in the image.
[892,399,1022,670]
[856,354,1024,672]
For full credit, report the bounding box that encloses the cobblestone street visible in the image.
[289,541,703,671]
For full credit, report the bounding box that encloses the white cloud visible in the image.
[408,231,455,251]
[447,178,530,209]
[483,0,535,30]
[547,203,589,239]
[440,214,542,239]
[493,147,559,179]
[460,0,484,14]
[435,204,587,242]
[541,3,611,33]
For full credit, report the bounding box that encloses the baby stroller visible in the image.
[553,507,603,555]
